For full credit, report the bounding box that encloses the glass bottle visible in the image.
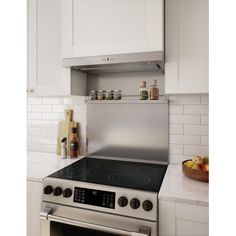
[150,80,159,100]
[69,127,79,158]
[140,81,148,100]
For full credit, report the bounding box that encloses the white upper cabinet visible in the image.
[165,0,209,94]
[62,0,164,58]
[28,0,87,96]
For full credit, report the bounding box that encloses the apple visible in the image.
[200,163,207,171]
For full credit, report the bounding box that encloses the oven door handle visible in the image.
[40,207,151,236]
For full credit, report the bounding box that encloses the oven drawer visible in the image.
[40,203,156,236]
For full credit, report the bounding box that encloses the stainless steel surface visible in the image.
[63,51,164,74]
[42,177,158,221]
[40,202,157,236]
[41,207,151,236]
[87,103,168,163]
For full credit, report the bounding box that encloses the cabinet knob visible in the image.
[27,89,34,94]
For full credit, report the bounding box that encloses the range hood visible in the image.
[63,51,164,74]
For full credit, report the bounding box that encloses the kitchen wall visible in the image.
[27,94,208,164]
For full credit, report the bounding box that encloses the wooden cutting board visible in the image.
[56,110,79,156]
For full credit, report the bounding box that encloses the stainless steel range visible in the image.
[40,102,168,236]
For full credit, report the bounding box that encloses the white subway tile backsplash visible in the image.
[32,105,52,112]
[184,105,208,115]
[52,104,75,112]
[169,105,184,115]
[63,96,85,105]
[169,135,200,145]
[42,97,63,105]
[42,113,63,120]
[201,115,209,125]
[169,115,201,125]
[169,125,184,134]
[168,95,200,104]
[28,112,42,120]
[169,144,183,154]
[31,120,52,128]
[184,145,209,156]
[28,97,42,105]
[201,136,209,146]
[42,127,58,137]
[28,127,42,136]
[184,125,208,135]
[169,154,192,165]
[27,94,208,160]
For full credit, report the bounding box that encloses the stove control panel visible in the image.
[74,187,116,209]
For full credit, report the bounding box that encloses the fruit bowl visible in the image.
[182,159,209,182]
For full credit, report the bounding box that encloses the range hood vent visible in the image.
[63,51,164,74]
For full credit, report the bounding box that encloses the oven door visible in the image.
[40,203,156,236]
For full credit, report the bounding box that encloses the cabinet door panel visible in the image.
[28,0,70,96]
[178,0,208,92]
[27,181,42,236]
[63,0,163,57]
[165,0,209,94]
[176,219,208,236]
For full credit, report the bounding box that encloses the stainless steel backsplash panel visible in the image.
[87,103,168,163]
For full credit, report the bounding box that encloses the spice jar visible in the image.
[90,90,97,100]
[150,80,159,100]
[113,90,122,100]
[97,90,105,100]
[105,90,112,100]
[140,81,148,100]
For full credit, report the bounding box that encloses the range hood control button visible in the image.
[142,200,153,211]
[118,196,128,207]
[130,198,140,209]
[53,187,62,196]
[63,188,73,198]
[43,185,53,195]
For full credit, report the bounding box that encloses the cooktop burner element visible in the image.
[49,157,167,192]
[108,172,151,188]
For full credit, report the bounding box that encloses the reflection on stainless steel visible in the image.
[87,103,168,163]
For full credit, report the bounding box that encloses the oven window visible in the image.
[51,221,123,236]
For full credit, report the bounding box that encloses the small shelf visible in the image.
[85,95,168,104]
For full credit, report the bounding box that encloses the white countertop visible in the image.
[159,165,209,206]
[27,151,83,182]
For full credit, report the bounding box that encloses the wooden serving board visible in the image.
[56,110,79,156]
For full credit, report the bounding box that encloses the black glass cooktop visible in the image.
[49,157,168,192]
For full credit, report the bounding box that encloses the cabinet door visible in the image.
[27,181,42,236]
[176,219,208,236]
[62,0,163,58]
[165,0,209,94]
[28,0,71,96]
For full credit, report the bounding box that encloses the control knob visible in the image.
[142,200,153,211]
[118,196,128,207]
[63,188,73,198]
[130,198,140,209]
[53,187,62,196]
[43,185,53,195]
